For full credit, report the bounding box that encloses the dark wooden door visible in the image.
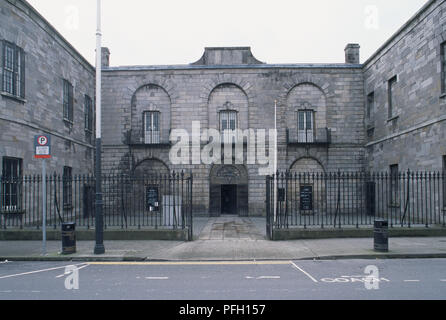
[221,185,237,215]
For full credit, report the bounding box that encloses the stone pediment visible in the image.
[191,47,265,66]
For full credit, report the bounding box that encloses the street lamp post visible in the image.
[94,0,105,255]
[274,100,278,224]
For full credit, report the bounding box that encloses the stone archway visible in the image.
[130,159,170,215]
[289,158,326,216]
[209,164,249,217]
[133,158,169,177]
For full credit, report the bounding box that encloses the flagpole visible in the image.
[94,0,105,255]
[274,100,278,223]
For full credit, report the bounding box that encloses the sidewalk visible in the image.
[0,217,445,261]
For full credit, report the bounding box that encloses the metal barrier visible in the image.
[266,171,446,238]
[0,172,193,235]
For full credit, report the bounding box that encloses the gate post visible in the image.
[188,172,193,241]
[266,175,273,240]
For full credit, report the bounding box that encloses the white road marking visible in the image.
[54,264,89,278]
[145,277,169,280]
[440,280,446,282]
[290,262,319,283]
[404,280,420,282]
[88,261,290,266]
[0,263,87,280]
[245,276,281,280]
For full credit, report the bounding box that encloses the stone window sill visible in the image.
[387,115,399,123]
[63,118,74,126]
[1,91,26,104]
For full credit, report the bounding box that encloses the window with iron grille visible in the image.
[1,157,22,213]
[389,164,400,206]
[220,110,238,144]
[297,110,314,143]
[388,76,397,119]
[442,42,446,94]
[1,41,25,99]
[63,166,73,208]
[144,111,160,144]
[84,95,93,132]
[63,80,74,122]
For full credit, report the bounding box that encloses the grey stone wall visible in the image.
[101,51,365,215]
[0,0,96,176]
[364,0,446,172]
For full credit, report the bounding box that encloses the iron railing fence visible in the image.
[0,172,193,234]
[266,171,446,235]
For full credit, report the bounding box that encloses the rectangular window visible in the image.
[442,42,446,94]
[1,41,25,99]
[144,111,160,144]
[63,166,73,209]
[63,80,74,122]
[220,110,238,144]
[388,76,397,119]
[84,95,93,132]
[389,164,400,206]
[367,92,374,120]
[297,110,314,143]
[1,157,22,213]
[220,110,237,131]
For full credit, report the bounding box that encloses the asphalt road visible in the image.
[0,259,445,300]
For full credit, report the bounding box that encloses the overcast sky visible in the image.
[27,0,429,66]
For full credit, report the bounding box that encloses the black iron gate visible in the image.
[266,171,445,237]
[0,171,194,240]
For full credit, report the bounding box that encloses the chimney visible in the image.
[101,47,110,67]
[345,44,360,64]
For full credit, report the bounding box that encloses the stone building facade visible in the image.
[0,0,96,180]
[363,0,446,173]
[101,47,365,216]
[1,0,445,217]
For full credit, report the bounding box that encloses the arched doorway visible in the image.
[289,158,326,216]
[209,165,248,216]
[130,158,170,215]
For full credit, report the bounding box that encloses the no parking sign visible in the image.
[34,134,51,255]
[34,135,51,159]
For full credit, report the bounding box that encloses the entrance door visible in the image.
[221,185,237,215]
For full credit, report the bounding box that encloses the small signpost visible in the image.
[146,185,160,212]
[300,185,314,212]
[35,135,51,255]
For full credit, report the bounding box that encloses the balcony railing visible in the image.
[125,129,171,147]
[287,128,331,146]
